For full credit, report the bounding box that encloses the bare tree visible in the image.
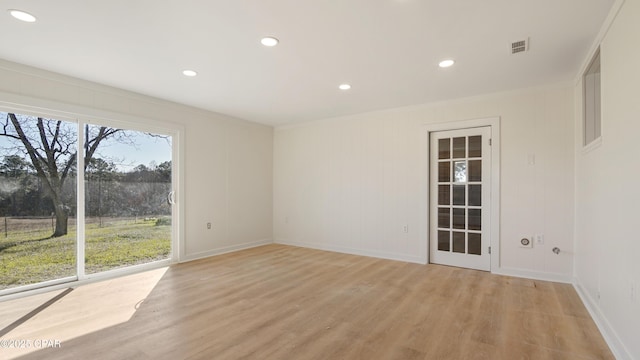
[1,113,124,237]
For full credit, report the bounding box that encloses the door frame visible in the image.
[420,117,501,272]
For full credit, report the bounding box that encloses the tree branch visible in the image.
[1,114,23,141]
[7,113,56,197]
[84,126,121,170]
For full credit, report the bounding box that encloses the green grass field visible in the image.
[0,217,170,290]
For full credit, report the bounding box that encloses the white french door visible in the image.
[429,127,491,271]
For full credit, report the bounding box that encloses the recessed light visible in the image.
[8,9,36,23]
[261,37,279,47]
[438,59,455,68]
[182,70,197,77]
[338,84,351,90]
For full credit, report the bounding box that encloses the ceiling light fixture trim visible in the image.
[339,84,351,90]
[438,59,455,68]
[261,37,279,47]
[8,9,37,22]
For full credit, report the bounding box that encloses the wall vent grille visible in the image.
[511,39,529,54]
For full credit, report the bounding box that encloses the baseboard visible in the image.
[573,280,633,360]
[274,239,425,264]
[492,267,574,283]
[181,239,273,262]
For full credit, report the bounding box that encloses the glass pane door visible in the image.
[84,124,172,274]
[430,127,491,271]
[0,112,77,292]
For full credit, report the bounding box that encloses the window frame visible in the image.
[583,48,602,149]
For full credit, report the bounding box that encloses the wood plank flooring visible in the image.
[0,244,614,359]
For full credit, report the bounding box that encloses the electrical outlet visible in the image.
[535,234,544,245]
[519,236,533,248]
[206,222,211,230]
[402,225,408,233]
[631,281,637,302]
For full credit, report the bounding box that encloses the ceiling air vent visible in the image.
[511,39,529,54]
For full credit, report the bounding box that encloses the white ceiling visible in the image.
[0,0,614,126]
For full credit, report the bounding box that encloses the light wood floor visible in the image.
[0,244,613,360]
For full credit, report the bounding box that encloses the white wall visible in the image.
[274,84,575,280]
[0,59,273,262]
[574,0,640,358]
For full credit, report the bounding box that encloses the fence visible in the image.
[2,216,169,238]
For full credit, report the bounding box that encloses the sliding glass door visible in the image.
[1,110,175,295]
[84,124,172,274]
[0,112,78,291]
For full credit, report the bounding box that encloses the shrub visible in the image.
[155,217,171,226]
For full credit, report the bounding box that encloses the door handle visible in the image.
[167,191,175,205]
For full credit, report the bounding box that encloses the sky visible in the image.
[0,112,172,172]
[94,129,172,171]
